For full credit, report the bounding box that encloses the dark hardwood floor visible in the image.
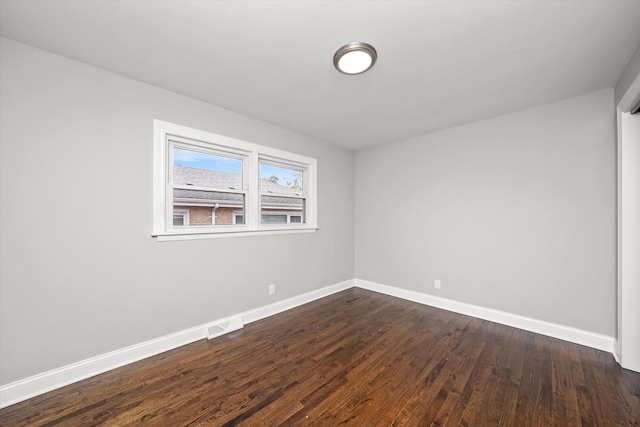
[1,288,639,426]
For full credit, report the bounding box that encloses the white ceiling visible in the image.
[1,1,640,151]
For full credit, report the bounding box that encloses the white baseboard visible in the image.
[355,279,616,354]
[0,279,355,409]
[1,278,615,409]
[0,324,206,409]
[613,339,621,364]
[242,279,354,325]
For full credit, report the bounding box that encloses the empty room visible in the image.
[1,1,640,425]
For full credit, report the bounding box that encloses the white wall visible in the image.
[618,111,640,371]
[355,89,617,336]
[616,44,640,372]
[0,37,355,386]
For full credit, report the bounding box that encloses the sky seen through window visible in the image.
[174,147,302,187]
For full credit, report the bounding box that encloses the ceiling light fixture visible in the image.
[333,42,377,75]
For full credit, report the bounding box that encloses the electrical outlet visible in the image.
[434,280,441,289]
[269,284,276,295]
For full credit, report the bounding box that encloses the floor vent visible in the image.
[206,316,244,339]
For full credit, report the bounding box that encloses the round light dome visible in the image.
[333,42,377,75]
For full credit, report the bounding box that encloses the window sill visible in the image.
[153,227,319,241]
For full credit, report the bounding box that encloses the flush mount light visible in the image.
[333,42,377,75]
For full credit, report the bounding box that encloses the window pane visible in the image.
[174,147,242,189]
[261,214,287,224]
[173,189,244,226]
[260,163,303,195]
[261,195,305,224]
[173,210,189,226]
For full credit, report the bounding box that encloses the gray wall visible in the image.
[0,37,355,385]
[615,42,640,106]
[355,89,617,336]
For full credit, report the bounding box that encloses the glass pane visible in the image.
[261,195,305,224]
[174,147,242,189]
[260,163,303,195]
[173,189,244,226]
[261,214,287,224]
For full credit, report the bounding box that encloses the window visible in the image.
[232,211,245,225]
[261,212,304,224]
[260,161,305,225]
[173,210,190,226]
[153,120,317,240]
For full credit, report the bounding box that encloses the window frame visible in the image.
[153,120,317,241]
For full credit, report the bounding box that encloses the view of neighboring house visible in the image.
[172,164,304,226]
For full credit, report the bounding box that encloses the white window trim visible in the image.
[153,120,318,241]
